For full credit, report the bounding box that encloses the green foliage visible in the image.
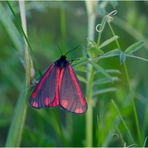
[125,41,144,54]
[0,1,148,147]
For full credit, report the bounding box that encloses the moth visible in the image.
[29,55,87,114]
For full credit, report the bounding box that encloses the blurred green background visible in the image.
[0,1,148,147]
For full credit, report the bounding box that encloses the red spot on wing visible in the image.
[61,100,69,108]
[44,97,50,106]
[32,64,55,98]
[32,92,36,99]
[68,65,86,106]
[32,101,38,108]
[75,108,83,113]
[49,96,59,107]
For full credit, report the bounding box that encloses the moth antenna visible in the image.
[64,45,81,56]
[56,44,63,55]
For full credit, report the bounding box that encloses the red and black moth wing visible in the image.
[29,55,87,114]
[59,64,87,114]
[29,64,60,108]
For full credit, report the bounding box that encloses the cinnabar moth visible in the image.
[29,55,87,114]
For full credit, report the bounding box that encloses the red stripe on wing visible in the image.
[68,65,86,106]
[30,64,58,108]
[59,64,87,114]
[48,67,62,107]
[31,64,55,98]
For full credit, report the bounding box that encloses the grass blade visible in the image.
[5,1,34,146]
[0,3,23,54]
[5,89,28,146]
[112,100,134,143]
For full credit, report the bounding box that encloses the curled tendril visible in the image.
[108,10,118,17]
[96,24,103,33]
[96,10,118,33]
[107,10,118,22]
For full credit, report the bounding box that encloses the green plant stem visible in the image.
[108,21,142,145]
[5,1,33,146]
[108,22,121,50]
[97,16,108,45]
[86,68,94,146]
[85,1,97,146]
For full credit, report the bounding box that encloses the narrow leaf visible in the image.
[99,35,119,49]
[93,87,117,96]
[93,77,120,86]
[75,66,88,73]
[125,41,144,54]
[72,57,88,66]
[77,74,87,83]
[95,69,121,75]
[91,62,112,79]
[126,54,148,62]
[0,4,23,54]
[103,48,120,56]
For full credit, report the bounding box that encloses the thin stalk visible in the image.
[108,21,142,145]
[86,68,95,146]
[108,22,121,50]
[97,16,108,45]
[5,1,34,146]
[85,1,97,146]
[60,3,66,50]
[112,100,134,143]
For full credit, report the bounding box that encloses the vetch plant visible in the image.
[0,1,148,147]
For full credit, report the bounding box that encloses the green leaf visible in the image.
[77,74,87,83]
[99,35,119,49]
[93,77,120,86]
[88,47,104,58]
[88,40,97,48]
[91,62,112,79]
[125,41,144,54]
[103,48,120,56]
[87,40,104,58]
[126,54,148,62]
[95,69,121,75]
[75,66,88,73]
[93,87,117,96]
[72,57,88,66]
